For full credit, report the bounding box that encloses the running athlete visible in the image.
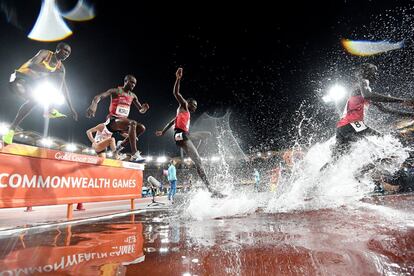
[3,43,78,144]
[322,63,414,169]
[86,75,148,162]
[156,68,224,198]
[86,122,118,158]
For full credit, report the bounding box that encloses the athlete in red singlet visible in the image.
[156,68,224,198]
[322,63,414,174]
[86,75,149,162]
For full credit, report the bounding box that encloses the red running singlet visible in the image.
[337,95,369,128]
[175,109,190,132]
[108,87,134,118]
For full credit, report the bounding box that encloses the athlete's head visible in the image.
[124,75,137,91]
[55,42,71,61]
[356,63,378,81]
[187,98,197,112]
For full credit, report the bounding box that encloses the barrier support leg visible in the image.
[131,199,135,210]
[67,204,73,220]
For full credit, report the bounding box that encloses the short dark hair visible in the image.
[57,42,70,51]
[187,98,197,104]
[124,75,136,82]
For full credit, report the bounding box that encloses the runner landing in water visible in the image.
[156,68,225,198]
[321,63,414,192]
[3,43,78,144]
[322,63,414,166]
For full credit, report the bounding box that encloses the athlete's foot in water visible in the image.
[45,108,66,119]
[210,190,226,198]
[2,130,15,145]
[373,184,385,194]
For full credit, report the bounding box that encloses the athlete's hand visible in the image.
[71,110,78,121]
[139,103,149,114]
[155,131,163,136]
[86,106,96,118]
[176,68,183,80]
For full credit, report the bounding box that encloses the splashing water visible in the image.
[183,190,259,221]
[266,134,409,213]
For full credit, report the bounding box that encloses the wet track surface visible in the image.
[0,193,413,276]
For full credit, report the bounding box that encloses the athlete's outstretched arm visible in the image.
[173,68,188,109]
[360,79,413,103]
[132,94,149,114]
[156,117,175,136]
[86,88,117,118]
[86,124,104,144]
[372,102,414,117]
[24,50,50,72]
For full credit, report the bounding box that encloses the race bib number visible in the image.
[350,121,367,132]
[115,105,130,117]
[175,133,184,141]
[9,72,16,82]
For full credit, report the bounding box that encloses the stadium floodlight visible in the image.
[65,144,78,152]
[40,137,53,147]
[322,84,347,103]
[0,123,10,135]
[156,156,167,163]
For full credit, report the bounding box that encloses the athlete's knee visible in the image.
[136,123,146,133]
[129,120,137,128]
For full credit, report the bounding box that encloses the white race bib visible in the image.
[350,121,367,132]
[9,72,16,82]
[175,133,184,141]
[115,104,130,117]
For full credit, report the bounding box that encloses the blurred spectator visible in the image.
[167,160,177,202]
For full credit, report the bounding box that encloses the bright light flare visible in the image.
[156,156,167,163]
[342,39,404,56]
[0,123,10,135]
[28,0,72,42]
[40,137,53,147]
[322,84,347,103]
[62,0,95,21]
[32,82,65,107]
[65,144,78,152]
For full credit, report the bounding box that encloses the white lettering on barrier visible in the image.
[23,175,36,188]
[9,174,21,189]
[54,152,100,164]
[51,176,60,188]
[0,173,139,191]
[122,162,144,170]
[38,176,50,189]
[0,173,8,188]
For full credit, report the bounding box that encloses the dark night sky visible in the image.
[0,0,413,156]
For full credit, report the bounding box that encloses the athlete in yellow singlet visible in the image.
[3,42,78,144]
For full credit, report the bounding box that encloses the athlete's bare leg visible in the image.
[8,79,37,131]
[108,118,145,154]
[179,139,225,197]
[10,100,37,130]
